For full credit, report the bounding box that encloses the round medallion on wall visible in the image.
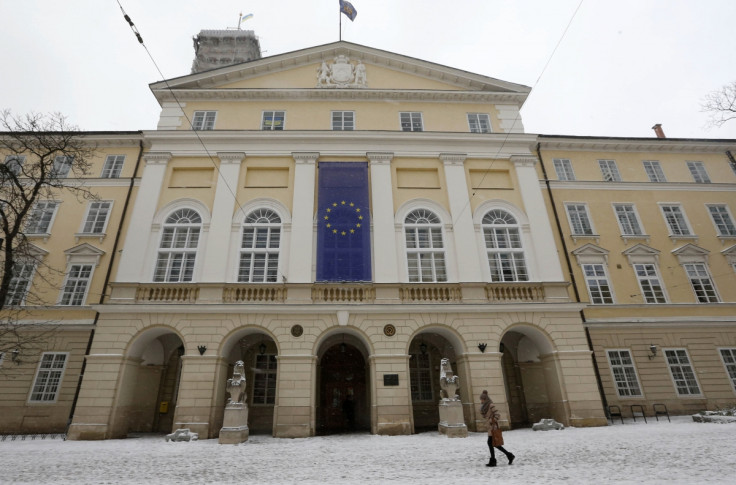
[291,324,304,338]
[383,324,396,337]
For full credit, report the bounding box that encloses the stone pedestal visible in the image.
[438,399,468,438]
[218,403,249,444]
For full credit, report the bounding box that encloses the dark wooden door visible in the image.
[319,343,367,433]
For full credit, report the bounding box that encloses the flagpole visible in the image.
[339,6,342,41]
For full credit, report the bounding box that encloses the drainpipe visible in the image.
[536,142,609,414]
[67,136,145,432]
[726,150,736,172]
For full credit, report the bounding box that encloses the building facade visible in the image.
[2,39,734,439]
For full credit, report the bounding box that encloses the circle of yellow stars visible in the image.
[323,200,364,236]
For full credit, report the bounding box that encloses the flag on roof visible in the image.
[339,0,357,21]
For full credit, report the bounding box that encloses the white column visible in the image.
[116,152,170,282]
[368,152,399,283]
[441,153,483,282]
[201,152,244,282]
[286,152,319,283]
[511,155,564,281]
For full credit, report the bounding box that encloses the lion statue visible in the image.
[226,360,247,405]
[439,358,460,401]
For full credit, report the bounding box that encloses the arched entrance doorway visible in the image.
[500,326,565,427]
[317,335,369,434]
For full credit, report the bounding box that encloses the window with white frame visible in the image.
[59,264,93,305]
[192,111,217,130]
[101,155,125,178]
[613,204,644,236]
[687,161,711,183]
[400,112,423,132]
[660,204,692,236]
[665,349,701,396]
[410,352,433,401]
[52,155,72,178]
[4,154,26,176]
[606,350,643,397]
[565,203,595,236]
[467,113,491,133]
[25,201,59,234]
[153,209,201,282]
[633,263,667,303]
[482,209,528,282]
[253,353,277,405]
[81,201,112,234]
[29,352,68,402]
[683,263,719,303]
[4,261,36,306]
[553,158,576,181]
[582,263,614,304]
[261,111,285,130]
[642,160,666,182]
[404,209,446,282]
[719,348,736,392]
[707,204,736,237]
[332,111,354,130]
[239,208,280,283]
[598,159,621,182]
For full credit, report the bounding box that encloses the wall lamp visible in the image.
[197,345,207,355]
[648,344,657,360]
[477,343,487,353]
[259,343,267,355]
[419,342,427,355]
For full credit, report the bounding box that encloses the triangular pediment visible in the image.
[622,244,660,265]
[64,243,106,266]
[571,243,609,265]
[723,244,736,264]
[672,243,709,265]
[150,41,530,103]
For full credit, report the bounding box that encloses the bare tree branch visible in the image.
[702,80,736,128]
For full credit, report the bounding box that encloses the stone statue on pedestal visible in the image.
[219,360,250,444]
[437,358,468,438]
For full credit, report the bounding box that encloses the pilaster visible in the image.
[287,152,319,283]
[368,152,399,284]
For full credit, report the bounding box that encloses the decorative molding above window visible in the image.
[622,244,660,266]
[572,243,610,266]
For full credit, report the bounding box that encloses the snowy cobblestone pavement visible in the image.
[2,416,735,484]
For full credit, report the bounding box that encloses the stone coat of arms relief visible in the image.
[317,55,367,88]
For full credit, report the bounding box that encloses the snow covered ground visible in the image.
[3,416,735,484]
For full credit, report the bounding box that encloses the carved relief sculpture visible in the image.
[316,55,367,88]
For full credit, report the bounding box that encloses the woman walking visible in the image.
[480,390,515,467]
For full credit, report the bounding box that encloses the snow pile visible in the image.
[2,416,735,484]
[692,406,736,424]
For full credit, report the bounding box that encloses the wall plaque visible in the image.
[383,374,399,386]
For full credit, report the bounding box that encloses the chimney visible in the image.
[651,124,666,139]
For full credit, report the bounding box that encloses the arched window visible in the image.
[154,209,201,282]
[482,209,528,282]
[404,209,446,282]
[239,208,281,283]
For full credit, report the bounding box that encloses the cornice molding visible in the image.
[143,151,172,165]
[217,151,246,164]
[366,152,393,165]
[539,137,736,153]
[546,180,736,192]
[439,153,467,166]
[292,151,320,164]
[510,155,538,167]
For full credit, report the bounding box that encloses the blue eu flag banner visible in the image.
[339,0,357,21]
[316,162,371,281]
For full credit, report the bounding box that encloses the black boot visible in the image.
[507,453,515,465]
[486,458,497,467]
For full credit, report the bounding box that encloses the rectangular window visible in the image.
[707,204,736,236]
[81,201,112,234]
[4,154,26,176]
[598,159,621,182]
[660,205,692,236]
[101,155,125,178]
[683,263,719,303]
[607,350,643,397]
[253,354,277,405]
[613,204,644,236]
[665,349,701,396]
[400,112,423,132]
[4,261,35,306]
[467,113,491,133]
[29,353,68,402]
[332,111,355,131]
[582,263,613,304]
[553,159,575,181]
[643,160,666,182]
[192,111,217,130]
[59,264,93,306]
[565,203,594,235]
[52,155,72,178]
[409,353,433,401]
[687,161,711,183]
[261,111,285,131]
[25,201,59,234]
[719,348,736,393]
[633,264,666,303]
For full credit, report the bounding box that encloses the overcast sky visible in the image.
[1,0,735,139]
